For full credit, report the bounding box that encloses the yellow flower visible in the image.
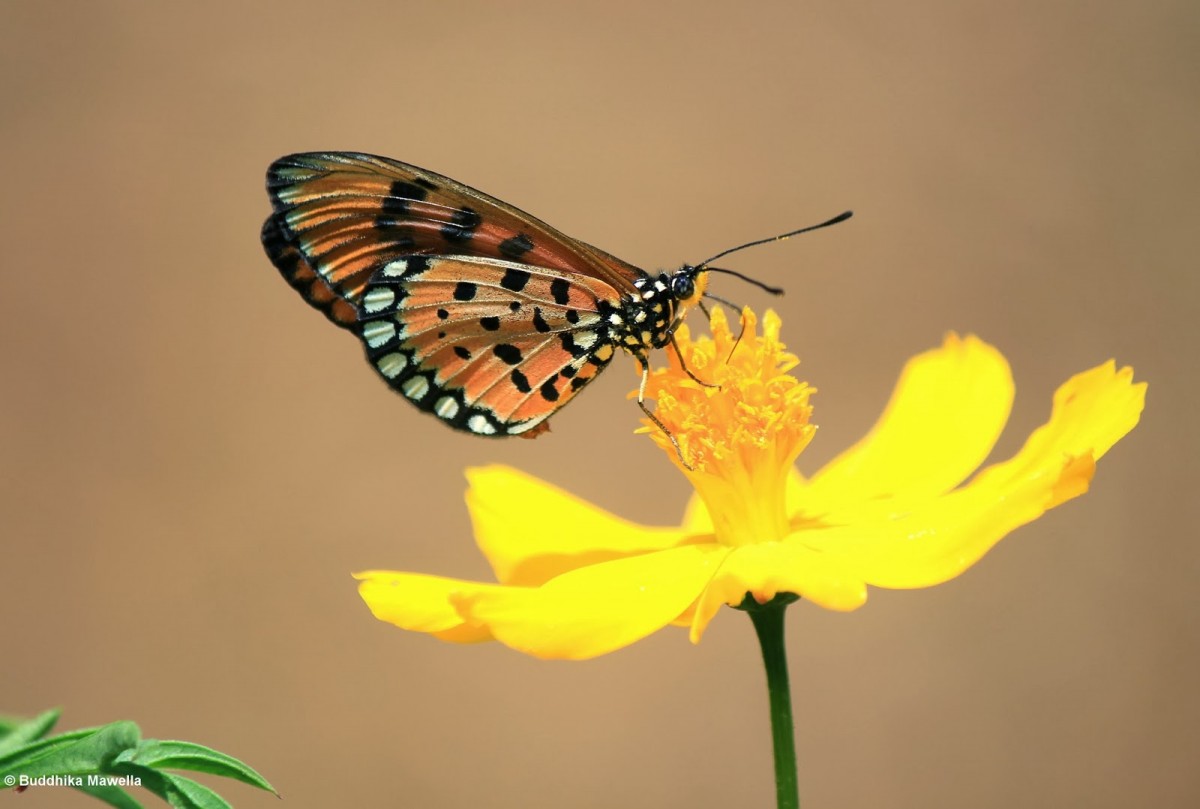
[357,309,1145,660]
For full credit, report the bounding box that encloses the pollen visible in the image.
[640,307,816,546]
[646,308,814,466]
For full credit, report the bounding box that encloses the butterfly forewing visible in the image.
[261,215,358,326]
[264,152,643,319]
[356,256,620,436]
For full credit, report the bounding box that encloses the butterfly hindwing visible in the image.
[264,152,644,322]
[355,255,621,436]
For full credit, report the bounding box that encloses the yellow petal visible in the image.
[801,360,1146,589]
[804,334,1013,512]
[970,361,1145,498]
[689,542,868,642]
[465,465,694,587]
[452,545,728,660]
[355,571,495,643]
[680,491,714,534]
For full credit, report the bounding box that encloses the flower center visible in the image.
[642,308,816,547]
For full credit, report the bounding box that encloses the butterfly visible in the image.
[261,152,849,457]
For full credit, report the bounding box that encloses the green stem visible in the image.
[742,593,800,809]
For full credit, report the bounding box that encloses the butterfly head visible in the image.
[669,265,709,308]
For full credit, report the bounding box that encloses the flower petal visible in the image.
[804,334,1013,510]
[969,361,1145,501]
[689,542,868,642]
[466,465,695,587]
[355,571,495,643]
[801,360,1146,589]
[452,545,728,660]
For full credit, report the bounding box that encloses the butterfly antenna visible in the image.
[702,267,785,295]
[695,210,854,271]
[702,291,746,310]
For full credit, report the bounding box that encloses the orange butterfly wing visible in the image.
[357,255,621,436]
[262,152,644,320]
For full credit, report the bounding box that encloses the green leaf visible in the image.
[0,721,139,779]
[115,764,236,809]
[0,726,110,773]
[115,740,276,794]
[1,710,275,807]
[0,708,61,754]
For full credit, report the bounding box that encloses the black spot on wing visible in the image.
[367,227,419,253]
[499,233,534,259]
[500,267,531,292]
[558,332,586,357]
[405,256,432,275]
[532,308,551,333]
[442,206,481,243]
[550,278,571,305]
[437,308,450,319]
[493,344,523,365]
[566,310,580,324]
[540,375,561,402]
[454,346,472,360]
[480,316,501,331]
[453,282,477,301]
[511,369,531,393]
[381,180,429,216]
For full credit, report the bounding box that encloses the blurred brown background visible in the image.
[2,1,1195,807]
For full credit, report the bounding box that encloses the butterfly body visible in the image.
[262,152,707,438]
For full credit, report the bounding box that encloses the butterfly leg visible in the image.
[668,333,720,390]
[726,309,750,361]
[636,359,694,471]
[699,294,750,361]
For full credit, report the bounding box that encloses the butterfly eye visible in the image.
[671,272,696,302]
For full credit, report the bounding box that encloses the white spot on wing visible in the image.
[376,352,408,379]
[468,414,497,435]
[362,287,396,313]
[573,330,598,351]
[382,259,409,277]
[434,396,460,420]
[402,375,430,400]
[362,320,397,348]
